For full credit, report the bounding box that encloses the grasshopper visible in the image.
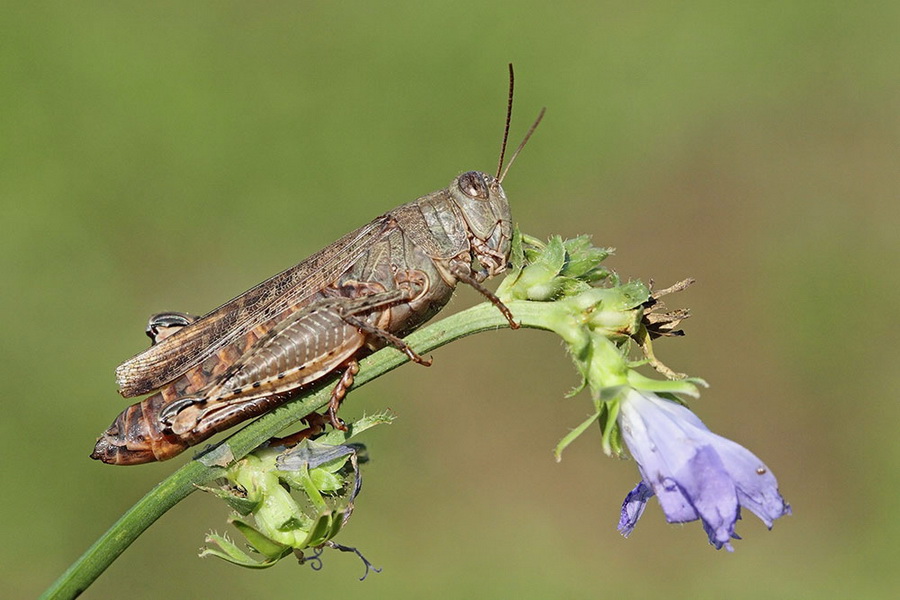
[92,66,544,465]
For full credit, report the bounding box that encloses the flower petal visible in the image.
[618,481,653,537]
[616,389,790,550]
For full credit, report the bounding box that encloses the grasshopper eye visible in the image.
[458,171,489,200]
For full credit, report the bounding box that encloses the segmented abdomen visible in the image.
[213,301,364,399]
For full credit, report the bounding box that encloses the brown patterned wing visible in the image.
[115,217,393,397]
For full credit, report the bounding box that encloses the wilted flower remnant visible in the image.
[200,413,391,577]
[497,232,790,549]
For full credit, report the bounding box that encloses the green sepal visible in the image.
[626,370,707,398]
[499,233,618,303]
[315,411,395,445]
[554,410,601,461]
[561,235,614,282]
[229,516,294,559]
[508,225,526,275]
[276,439,355,494]
[500,235,567,301]
[564,376,588,399]
[199,532,289,569]
[597,397,624,457]
[308,468,345,493]
[297,509,348,549]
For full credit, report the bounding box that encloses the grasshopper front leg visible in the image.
[450,260,519,329]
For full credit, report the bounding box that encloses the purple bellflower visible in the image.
[616,389,790,551]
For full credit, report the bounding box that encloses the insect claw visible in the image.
[404,348,432,366]
[328,409,348,432]
[501,307,520,329]
[491,299,519,329]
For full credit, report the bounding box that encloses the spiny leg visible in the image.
[336,280,433,365]
[327,359,360,431]
[341,313,433,366]
[451,266,519,329]
[163,296,380,436]
[269,412,329,448]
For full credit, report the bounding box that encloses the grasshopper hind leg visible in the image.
[326,359,360,431]
[163,357,360,442]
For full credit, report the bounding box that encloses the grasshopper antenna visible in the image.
[496,64,546,184]
[498,107,546,184]
[496,63,516,180]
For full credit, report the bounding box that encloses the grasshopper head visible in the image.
[450,170,512,280]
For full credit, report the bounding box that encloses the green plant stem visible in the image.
[40,299,555,600]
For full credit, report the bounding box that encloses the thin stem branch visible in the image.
[41,300,554,600]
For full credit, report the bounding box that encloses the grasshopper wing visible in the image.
[116,217,393,397]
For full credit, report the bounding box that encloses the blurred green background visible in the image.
[4,2,898,598]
